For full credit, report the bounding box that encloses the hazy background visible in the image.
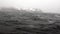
[0,0,60,13]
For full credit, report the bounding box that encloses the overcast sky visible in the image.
[0,0,60,13]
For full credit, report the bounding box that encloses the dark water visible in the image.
[0,8,60,34]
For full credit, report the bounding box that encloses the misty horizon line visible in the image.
[0,7,43,11]
[0,7,60,14]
